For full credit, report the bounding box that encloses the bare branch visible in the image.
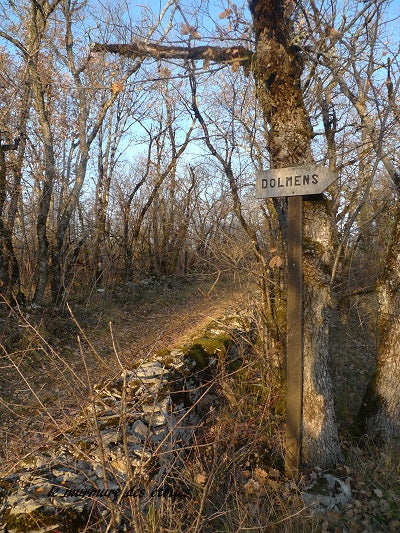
[90,41,253,66]
[0,30,28,57]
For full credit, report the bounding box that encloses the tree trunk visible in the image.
[302,199,341,465]
[34,177,53,305]
[7,83,31,302]
[357,197,400,440]
[26,1,58,306]
[249,0,342,467]
[0,147,11,297]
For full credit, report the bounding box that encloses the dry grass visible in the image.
[1,276,400,532]
[0,276,249,470]
[82,322,321,532]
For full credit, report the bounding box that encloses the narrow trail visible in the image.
[92,281,251,367]
[0,277,255,471]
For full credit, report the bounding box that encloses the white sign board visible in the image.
[256,165,337,198]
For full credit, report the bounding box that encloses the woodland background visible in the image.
[0,0,396,309]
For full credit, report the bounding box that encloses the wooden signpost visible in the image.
[256,165,337,476]
[256,165,337,199]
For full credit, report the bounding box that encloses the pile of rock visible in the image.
[0,313,249,532]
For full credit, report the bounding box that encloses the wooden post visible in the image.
[256,165,337,474]
[285,195,303,477]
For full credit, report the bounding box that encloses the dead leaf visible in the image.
[202,58,211,70]
[389,520,400,532]
[266,478,280,490]
[329,28,342,43]
[181,23,198,37]
[159,67,171,78]
[269,468,280,479]
[253,468,268,485]
[326,511,341,523]
[111,81,124,94]
[269,256,283,268]
[219,8,233,19]
[195,473,207,485]
[243,479,260,496]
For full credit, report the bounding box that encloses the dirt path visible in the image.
[0,277,254,472]
[92,280,250,367]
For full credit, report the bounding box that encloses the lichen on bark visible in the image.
[360,209,400,440]
[302,198,342,466]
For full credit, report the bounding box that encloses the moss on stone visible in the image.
[190,335,231,355]
[1,506,87,532]
[179,334,232,372]
[155,348,171,359]
[184,344,209,370]
[19,456,38,469]
[158,352,180,368]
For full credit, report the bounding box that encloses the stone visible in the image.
[303,474,351,513]
[130,445,152,460]
[0,308,249,532]
[135,362,166,383]
[109,458,129,476]
[7,492,44,515]
[143,411,167,427]
[151,427,168,442]
[130,420,150,441]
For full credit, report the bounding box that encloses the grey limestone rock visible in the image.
[0,309,250,532]
[302,474,352,513]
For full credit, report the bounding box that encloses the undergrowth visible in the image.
[0,280,400,532]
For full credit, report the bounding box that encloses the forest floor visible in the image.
[0,274,251,472]
[1,275,400,532]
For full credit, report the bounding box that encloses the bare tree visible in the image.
[0,49,31,302]
[0,0,63,305]
[92,0,343,467]
[303,0,400,440]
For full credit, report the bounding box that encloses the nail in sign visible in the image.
[256,165,337,198]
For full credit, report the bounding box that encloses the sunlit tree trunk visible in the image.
[249,0,342,467]
[357,179,400,440]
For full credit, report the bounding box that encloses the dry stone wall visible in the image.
[0,311,251,532]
